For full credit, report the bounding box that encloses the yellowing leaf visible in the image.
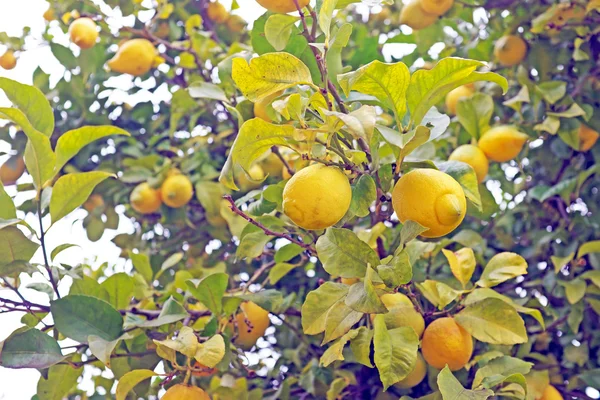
[438,366,493,400]
[320,329,359,367]
[442,248,476,288]
[154,326,199,358]
[476,252,528,288]
[417,280,465,310]
[322,105,377,141]
[116,369,157,400]
[302,282,349,335]
[232,53,313,102]
[194,334,225,368]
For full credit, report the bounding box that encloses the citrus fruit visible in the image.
[420,0,454,16]
[391,169,466,238]
[445,85,474,115]
[228,301,270,350]
[130,182,162,214]
[161,174,194,208]
[395,352,427,389]
[494,35,527,66]
[399,0,438,30]
[372,293,425,337]
[69,18,98,49]
[578,124,599,152]
[108,39,158,76]
[282,164,352,230]
[43,7,55,21]
[226,15,246,33]
[478,125,528,162]
[539,385,563,400]
[0,156,25,185]
[449,144,489,183]
[207,1,229,23]
[192,361,217,377]
[162,384,210,400]
[256,0,309,14]
[0,50,17,70]
[421,317,473,371]
[83,194,105,213]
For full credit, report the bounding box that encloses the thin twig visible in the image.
[37,199,60,299]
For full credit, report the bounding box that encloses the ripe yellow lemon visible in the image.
[399,0,438,30]
[256,0,309,13]
[392,169,466,238]
[226,15,246,33]
[108,39,158,76]
[282,164,352,230]
[207,1,229,23]
[445,85,474,115]
[161,174,194,208]
[421,317,473,371]
[539,385,563,400]
[130,182,162,214]
[0,156,25,185]
[83,194,105,213]
[478,125,528,162]
[395,352,427,389]
[162,384,211,400]
[494,35,527,66]
[578,124,599,152]
[228,301,270,350]
[43,7,55,22]
[0,50,17,70]
[449,144,489,183]
[69,18,99,49]
[420,0,454,16]
[254,91,283,122]
[372,293,425,337]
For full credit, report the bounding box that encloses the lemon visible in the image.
[69,18,99,49]
[254,90,283,122]
[108,39,158,76]
[130,182,162,214]
[0,156,25,185]
[83,194,105,213]
[43,7,55,22]
[392,169,466,238]
[445,85,474,115]
[207,1,229,23]
[578,124,599,152]
[282,164,352,230]
[191,361,217,377]
[228,301,270,350]
[162,384,211,400]
[494,35,527,66]
[256,0,310,13]
[0,50,17,70]
[237,164,265,191]
[539,385,563,400]
[372,293,425,337]
[421,317,473,371]
[161,174,194,208]
[226,15,246,33]
[395,352,427,389]
[399,0,438,30]
[420,0,454,16]
[478,125,528,162]
[449,144,489,183]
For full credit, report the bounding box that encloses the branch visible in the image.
[38,199,60,298]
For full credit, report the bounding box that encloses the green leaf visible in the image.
[338,60,410,127]
[455,298,527,345]
[70,276,110,302]
[345,268,387,313]
[50,43,78,70]
[349,174,377,218]
[53,126,130,174]
[349,326,373,367]
[319,0,338,41]
[269,262,298,284]
[101,273,134,309]
[274,243,304,262]
[438,366,494,400]
[51,295,123,343]
[264,14,299,51]
[0,226,39,270]
[115,369,157,400]
[472,356,532,389]
[316,228,380,278]
[186,273,229,314]
[50,244,79,262]
[535,81,567,105]
[373,316,419,390]
[232,53,313,102]
[456,93,494,140]
[577,240,600,258]
[0,77,54,136]
[476,252,528,288]
[0,328,63,369]
[377,249,412,287]
[437,160,482,211]
[134,297,188,328]
[323,299,363,344]
[320,329,359,367]
[0,181,17,220]
[417,280,464,310]
[50,171,115,223]
[129,252,154,283]
[399,220,429,248]
[37,362,83,400]
[194,334,226,368]
[239,289,284,313]
[188,81,229,102]
[559,278,587,304]
[302,282,348,335]
[442,247,476,288]
[464,288,544,329]
[582,270,600,288]
[407,57,508,127]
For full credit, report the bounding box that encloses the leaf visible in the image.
[476,252,528,288]
[194,334,226,368]
[50,243,79,262]
[188,81,229,102]
[338,60,410,127]
[186,273,229,314]
[456,93,494,140]
[0,226,39,270]
[442,247,476,288]
[437,160,482,211]
[239,289,284,313]
[319,0,338,40]
[53,126,130,174]
[0,181,17,220]
[232,53,313,102]
[377,249,412,287]
[264,14,299,51]
[37,362,82,400]
[550,253,574,274]
[51,295,123,343]
[323,300,363,344]
[535,81,567,105]
[88,335,121,367]
[455,298,528,345]
[582,270,600,288]
[345,267,387,313]
[399,220,429,248]
[349,326,373,367]
[438,366,494,400]
[373,316,419,390]
[135,297,188,328]
[559,278,587,304]
[50,171,115,223]
[472,356,533,389]
[322,105,377,142]
[50,42,77,70]
[269,262,298,284]
[407,57,508,127]
[156,252,184,278]
[115,369,157,400]
[101,273,134,309]
[577,240,600,258]
[349,174,377,218]
[154,326,199,357]
[316,228,380,278]
[547,103,587,118]
[464,288,544,329]
[0,77,54,136]
[320,329,359,367]
[70,276,110,302]
[129,251,153,283]
[0,328,63,369]
[302,282,349,335]
[417,280,464,310]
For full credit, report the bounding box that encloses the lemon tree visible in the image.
[0,0,599,399]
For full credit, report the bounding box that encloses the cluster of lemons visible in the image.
[130,171,194,215]
[205,1,246,33]
[399,0,455,30]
